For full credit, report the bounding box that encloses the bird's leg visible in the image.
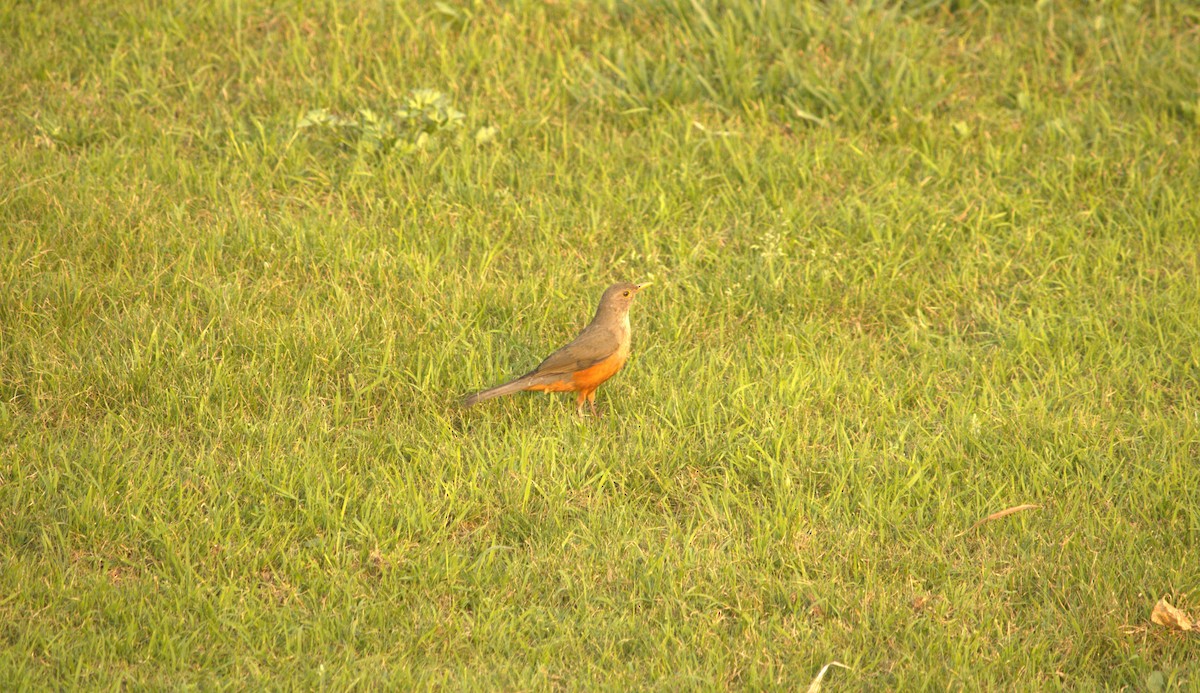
[575,391,587,417]
[587,390,600,418]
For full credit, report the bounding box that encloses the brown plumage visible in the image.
[465,282,649,416]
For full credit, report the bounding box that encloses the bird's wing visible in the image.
[527,326,619,377]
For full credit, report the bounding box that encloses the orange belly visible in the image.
[524,352,628,393]
[570,352,628,390]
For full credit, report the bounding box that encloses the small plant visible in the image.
[396,88,467,135]
[296,89,469,157]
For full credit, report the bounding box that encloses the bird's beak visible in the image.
[635,282,652,291]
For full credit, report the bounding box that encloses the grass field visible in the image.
[3,0,1199,688]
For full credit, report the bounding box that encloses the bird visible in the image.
[465,282,650,416]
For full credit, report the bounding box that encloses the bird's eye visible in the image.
[622,291,630,297]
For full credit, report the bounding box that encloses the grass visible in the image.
[2,0,1198,688]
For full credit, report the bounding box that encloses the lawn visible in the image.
[2,0,1198,688]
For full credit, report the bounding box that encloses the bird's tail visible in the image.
[463,375,534,407]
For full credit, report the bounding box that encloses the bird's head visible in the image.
[596,281,650,317]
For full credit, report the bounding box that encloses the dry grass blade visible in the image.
[958,504,1042,536]
[806,661,850,693]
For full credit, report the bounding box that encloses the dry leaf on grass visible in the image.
[957,503,1042,536]
[1151,598,1194,632]
[806,661,850,693]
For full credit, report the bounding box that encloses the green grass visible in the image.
[3,0,1199,688]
